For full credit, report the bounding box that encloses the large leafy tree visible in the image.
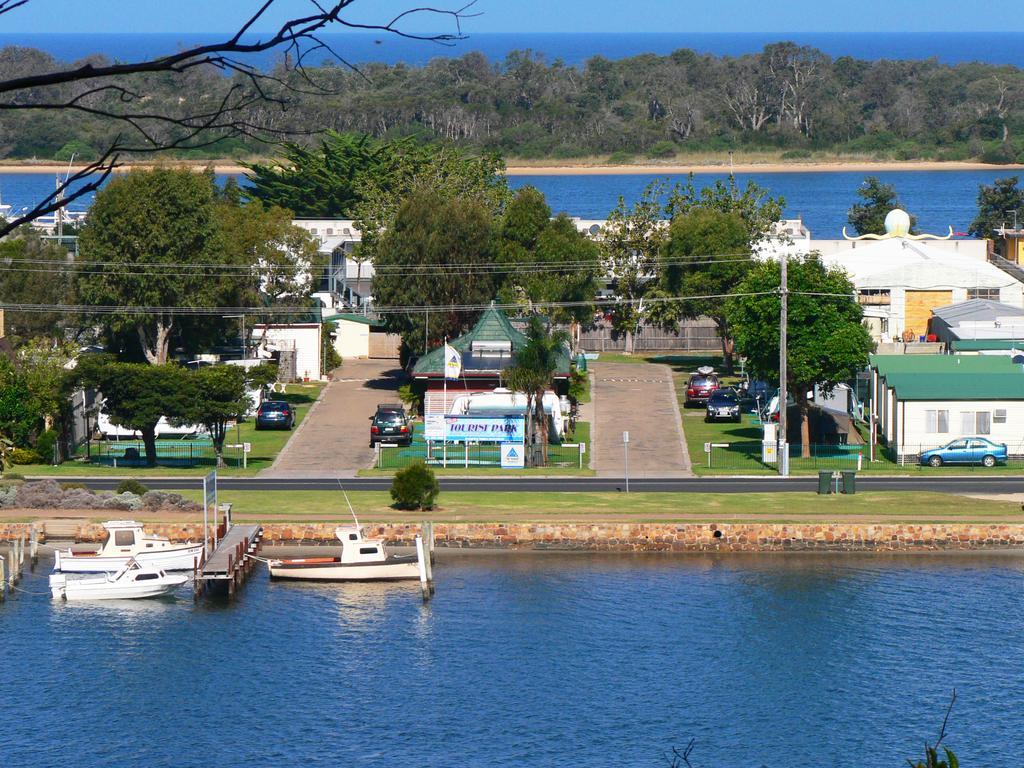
[601,181,669,354]
[182,366,253,468]
[652,176,784,372]
[727,257,874,457]
[969,176,1024,252]
[505,316,570,465]
[0,230,75,343]
[0,357,42,448]
[75,356,192,467]
[847,176,917,236]
[77,168,224,364]
[372,189,498,353]
[497,187,602,334]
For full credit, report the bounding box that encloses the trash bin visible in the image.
[841,470,856,495]
[817,470,832,495]
[575,353,587,372]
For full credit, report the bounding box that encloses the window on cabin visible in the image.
[967,288,1000,300]
[994,409,1007,424]
[349,534,358,541]
[960,411,991,434]
[135,573,159,581]
[114,530,135,547]
[359,547,379,555]
[925,410,949,433]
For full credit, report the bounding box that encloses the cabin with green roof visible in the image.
[869,353,1024,462]
[412,306,571,415]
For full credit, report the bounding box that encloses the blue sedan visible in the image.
[919,437,1008,468]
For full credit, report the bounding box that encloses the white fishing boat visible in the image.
[50,559,188,600]
[268,524,421,581]
[53,520,205,573]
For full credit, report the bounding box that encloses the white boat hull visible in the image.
[50,573,188,600]
[54,543,205,573]
[268,557,421,581]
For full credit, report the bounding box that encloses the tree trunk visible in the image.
[212,421,226,468]
[799,395,812,459]
[141,425,158,468]
[536,386,549,465]
[624,328,634,355]
[715,316,734,374]
[525,393,536,467]
[138,319,173,365]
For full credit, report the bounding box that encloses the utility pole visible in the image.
[779,255,789,477]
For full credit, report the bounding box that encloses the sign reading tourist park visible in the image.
[424,414,525,443]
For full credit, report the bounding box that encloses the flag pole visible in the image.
[443,336,448,469]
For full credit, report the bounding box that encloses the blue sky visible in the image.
[4,0,1024,34]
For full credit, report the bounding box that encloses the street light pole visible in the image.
[779,256,789,477]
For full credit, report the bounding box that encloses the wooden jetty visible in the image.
[0,527,30,602]
[195,520,263,599]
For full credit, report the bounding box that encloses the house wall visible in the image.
[333,319,370,359]
[895,399,1024,455]
[252,324,322,381]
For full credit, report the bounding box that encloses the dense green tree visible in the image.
[0,230,75,343]
[371,189,498,353]
[497,187,602,332]
[847,177,917,236]
[16,339,75,434]
[77,168,223,364]
[181,366,253,467]
[75,356,192,466]
[0,357,42,448]
[505,316,570,465]
[969,176,1024,251]
[601,181,669,354]
[727,257,874,457]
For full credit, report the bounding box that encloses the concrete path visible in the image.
[590,361,693,478]
[262,359,403,477]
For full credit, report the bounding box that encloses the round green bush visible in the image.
[10,448,44,465]
[116,479,150,496]
[35,430,58,463]
[390,462,440,510]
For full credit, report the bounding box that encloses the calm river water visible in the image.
[3,551,1023,767]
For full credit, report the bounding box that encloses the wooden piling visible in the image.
[415,535,431,602]
[29,525,38,570]
[0,554,6,602]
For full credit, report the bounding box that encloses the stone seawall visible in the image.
[4,519,1024,552]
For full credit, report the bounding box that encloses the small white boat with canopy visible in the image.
[50,558,188,600]
[53,520,205,573]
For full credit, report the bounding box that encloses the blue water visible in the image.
[5,32,1024,68]
[3,169,1016,237]
[4,551,1024,767]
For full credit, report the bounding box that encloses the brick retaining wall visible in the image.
[4,518,1024,552]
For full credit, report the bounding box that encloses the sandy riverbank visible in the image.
[2,159,1023,177]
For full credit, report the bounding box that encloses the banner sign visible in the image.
[424,414,445,441]
[500,442,525,468]
[438,415,525,443]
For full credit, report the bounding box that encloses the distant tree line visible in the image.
[5,42,1024,163]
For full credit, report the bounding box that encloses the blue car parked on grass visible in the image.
[919,437,1008,468]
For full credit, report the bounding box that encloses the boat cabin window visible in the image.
[135,573,159,581]
[349,534,358,541]
[114,530,135,547]
[359,547,379,555]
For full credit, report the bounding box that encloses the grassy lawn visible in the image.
[19,382,325,478]
[162,489,1024,524]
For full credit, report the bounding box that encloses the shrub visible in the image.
[781,148,813,159]
[116,479,150,496]
[607,151,635,165]
[35,430,58,463]
[10,448,44,465]
[398,383,422,414]
[646,140,677,159]
[390,462,440,510]
[2,472,24,481]
[0,485,17,507]
[60,482,89,490]
[15,479,64,508]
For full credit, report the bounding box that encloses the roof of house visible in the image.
[884,370,1024,400]
[869,353,1016,378]
[931,298,1024,324]
[950,339,1024,351]
[324,312,383,327]
[413,306,570,377]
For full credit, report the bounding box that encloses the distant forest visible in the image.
[6,42,1024,163]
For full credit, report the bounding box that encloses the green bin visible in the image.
[841,470,856,495]
[817,470,832,495]
[575,353,587,372]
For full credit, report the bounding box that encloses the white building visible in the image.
[251,323,323,381]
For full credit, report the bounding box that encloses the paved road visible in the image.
[65,475,1024,494]
[264,359,403,477]
[591,362,691,477]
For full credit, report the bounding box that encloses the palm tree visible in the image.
[506,317,569,466]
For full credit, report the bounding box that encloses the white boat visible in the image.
[53,520,205,573]
[50,559,188,600]
[268,524,421,581]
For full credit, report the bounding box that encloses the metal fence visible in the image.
[579,320,720,352]
[706,442,866,472]
[378,441,585,470]
[88,439,223,468]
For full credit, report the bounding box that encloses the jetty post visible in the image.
[415,534,432,602]
[0,554,5,602]
[29,524,38,570]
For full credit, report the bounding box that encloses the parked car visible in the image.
[370,406,413,446]
[705,388,742,423]
[255,400,295,430]
[919,437,1008,468]
[685,368,720,407]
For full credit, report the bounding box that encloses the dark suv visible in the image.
[370,405,412,446]
[255,400,295,430]
[705,388,741,423]
[685,373,720,407]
